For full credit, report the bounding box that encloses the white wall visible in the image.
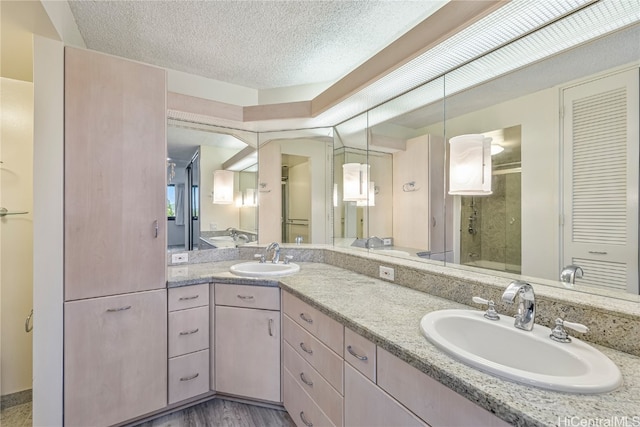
[32,35,64,426]
[393,135,429,249]
[0,77,34,396]
[422,88,559,280]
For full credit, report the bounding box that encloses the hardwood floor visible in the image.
[134,399,295,427]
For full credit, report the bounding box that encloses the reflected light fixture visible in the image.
[449,134,492,196]
[213,170,234,204]
[356,182,376,207]
[342,163,370,202]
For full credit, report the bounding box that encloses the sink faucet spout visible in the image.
[501,280,535,331]
[265,242,281,264]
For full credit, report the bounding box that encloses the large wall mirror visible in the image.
[350,16,639,300]
[167,120,258,251]
[257,128,334,244]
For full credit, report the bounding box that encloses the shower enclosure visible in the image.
[459,126,522,273]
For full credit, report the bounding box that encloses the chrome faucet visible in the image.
[265,242,281,264]
[226,227,238,238]
[501,280,535,331]
[560,265,584,284]
[365,236,384,249]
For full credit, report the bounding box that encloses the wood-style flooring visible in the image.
[0,401,32,427]
[134,399,295,427]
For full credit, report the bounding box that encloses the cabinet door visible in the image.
[215,306,281,402]
[64,46,166,301]
[345,363,426,427]
[64,290,167,426]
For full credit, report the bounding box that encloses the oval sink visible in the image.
[420,309,622,393]
[209,236,236,248]
[229,261,300,277]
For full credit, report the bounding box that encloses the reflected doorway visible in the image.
[281,154,310,243]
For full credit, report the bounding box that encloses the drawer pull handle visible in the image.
[299,372,313,387]
[268,318,274,337]
[237,295,255,300]
[588,251,608,255]
[178,295,199,301]
[347,345,368,361]
[299,342,313,355]
[179,373,199,382]
[179,328,199,336]
[106,305,131,313]
[300,411,313,427]
[299,313,313,324]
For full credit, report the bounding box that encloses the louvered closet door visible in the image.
[562,68,639,294]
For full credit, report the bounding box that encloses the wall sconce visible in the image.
[448,134,493,196]
[244,188,257,207]
[213,170,234,204]
[343,163,370,202]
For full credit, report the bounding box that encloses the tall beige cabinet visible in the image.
[63,47,168,427]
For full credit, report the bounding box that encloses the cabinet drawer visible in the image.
[284,368,336,427]
[344,328,376,382]
[169,306,209,358]
[215,283,280,310]
[283,314,343,394]
[345,363,426,427]
[377,348,510,427]
[284,342,343,427]
[168,284,209,311]
[282,291,343,356]
[169,349,210,404]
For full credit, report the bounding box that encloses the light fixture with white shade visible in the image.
[448,134,492,196]
[213,170,234,204]
[342,163,370,202]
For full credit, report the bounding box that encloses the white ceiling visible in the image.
[67,0,447,91]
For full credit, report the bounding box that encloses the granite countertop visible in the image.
[167,261,640,427]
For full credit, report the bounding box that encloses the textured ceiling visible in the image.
[67,0,447,90]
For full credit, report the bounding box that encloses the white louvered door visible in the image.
[562,68,639,294]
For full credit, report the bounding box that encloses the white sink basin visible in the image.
[420,309,622,393]
[209,236,236,248]
[229,261,300,277]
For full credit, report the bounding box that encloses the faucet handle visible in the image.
[472,296,500,321]
[254,253,266,263]
[283,255,294,265]
[550,318,589,343]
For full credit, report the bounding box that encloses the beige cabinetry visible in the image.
[282,292,344,427]
[214,284,281,402]
[63,46,168,426]
[168,284,210,405]
[64,290,167,427]
[377,347,510,427]
[344,363,426,427]
[64,46,166,302]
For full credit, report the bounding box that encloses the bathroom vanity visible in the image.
[157,252,640,427]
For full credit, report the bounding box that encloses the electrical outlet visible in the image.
[382,238,393,246]
[379,266,395,281]
[171,252,188,264]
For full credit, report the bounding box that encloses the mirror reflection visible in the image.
[356,22,639,298]
[258,128,334,244]
[167,120,258,251]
